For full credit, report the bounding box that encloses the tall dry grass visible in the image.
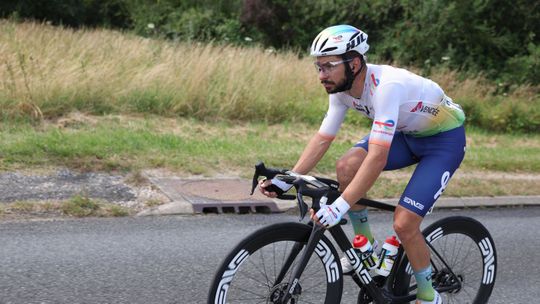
[0,20,325,122]
[1,20,538,131]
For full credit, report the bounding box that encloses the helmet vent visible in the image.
[312,34,322,52]
[321,47,338,53]
[318,38,329,52]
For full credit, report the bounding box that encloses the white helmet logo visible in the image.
[346,33,367,52]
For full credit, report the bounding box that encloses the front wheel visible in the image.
[208,222,343,304]
[393,216,497,304]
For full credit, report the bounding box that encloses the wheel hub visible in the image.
[434,269,463,294]
[268,282,301,304]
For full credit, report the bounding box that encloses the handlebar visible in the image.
[250,162,341,220]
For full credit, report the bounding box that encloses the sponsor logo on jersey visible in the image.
[411,101,440,116]
[353,101,371,116]
[369,73,379,96]
[371,74,380,86]
[403,196,424,210]
[374,119,395,131]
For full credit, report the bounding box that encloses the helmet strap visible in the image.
[333,55,364,93]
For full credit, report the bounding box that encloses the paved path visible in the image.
[1,208,539,303]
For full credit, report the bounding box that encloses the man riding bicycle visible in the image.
[259,25,466,304]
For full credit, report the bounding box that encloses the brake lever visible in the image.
[251,162,295,198]
[251,161,280,195]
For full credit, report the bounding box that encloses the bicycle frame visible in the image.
[276,218,464,304]
[250,162,463,303]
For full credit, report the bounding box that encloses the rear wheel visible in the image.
[208,222,343,304]
[393,216,497,304]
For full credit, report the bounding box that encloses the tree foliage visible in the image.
[1,0,538,84]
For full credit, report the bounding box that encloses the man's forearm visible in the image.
[292,132,333,174]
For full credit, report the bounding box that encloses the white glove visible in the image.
[315,196,351,227]
[270,177,293,192]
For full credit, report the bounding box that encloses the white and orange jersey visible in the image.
[318,64,465,148]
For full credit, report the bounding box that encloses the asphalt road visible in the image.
[1,207,539,304]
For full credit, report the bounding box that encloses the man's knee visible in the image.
[336,148,366,181]
[393,211,422,242]
[335,157,349,178]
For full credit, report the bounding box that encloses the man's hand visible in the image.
[311,197,351,228]
[258,177,293,198]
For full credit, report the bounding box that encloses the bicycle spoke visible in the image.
[245,255,272,288]
[234,267,271,289]
[226,284,267,300]
[258,245,271,289]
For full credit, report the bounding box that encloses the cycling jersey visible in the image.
[318,64,467,216]
[319,64,465,147]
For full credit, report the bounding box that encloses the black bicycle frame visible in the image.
[251,163,462,303]
[274,204,463,303]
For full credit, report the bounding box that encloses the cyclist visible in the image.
[259,24,465,304]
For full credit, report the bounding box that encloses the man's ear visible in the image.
[351,57,361,73]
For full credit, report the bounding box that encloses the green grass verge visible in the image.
[1,114,540,199]
[1,115,539,175]
[0,116,540,176]
[0,195,130,219]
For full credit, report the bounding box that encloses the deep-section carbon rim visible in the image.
[208,222,343,304]
[393,216,496,304]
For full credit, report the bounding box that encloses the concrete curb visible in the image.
[137,177,540,216]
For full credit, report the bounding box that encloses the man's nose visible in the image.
[318,70,328,81]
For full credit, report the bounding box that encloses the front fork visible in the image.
[277,222,391,304]
[278,222,326,303]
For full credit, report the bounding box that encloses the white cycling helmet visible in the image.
[310,25,369,57]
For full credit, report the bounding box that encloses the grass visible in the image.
[0,20,538,132]
[1,115,539,174]
[0,20,538,200]
[1,114,539,198]
[0,195,131,219]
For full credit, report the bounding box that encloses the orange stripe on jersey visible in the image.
[317,132,336,141]
[368,138,391,148]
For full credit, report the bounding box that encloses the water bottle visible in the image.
[352,234,379,269]
[375,235,400,276]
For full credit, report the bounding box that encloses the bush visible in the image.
[2,0,538,85]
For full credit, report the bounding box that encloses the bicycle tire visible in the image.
[392,216,497,304]
[207,222,343,304]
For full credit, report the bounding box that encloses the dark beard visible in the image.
[322,78,348,94]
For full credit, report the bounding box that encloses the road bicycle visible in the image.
[208,162,497,303]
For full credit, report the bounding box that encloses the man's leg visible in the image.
[339,132,417,243]
[394,127,466,302]
[335,147,375,242]
[394,206,434,301]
